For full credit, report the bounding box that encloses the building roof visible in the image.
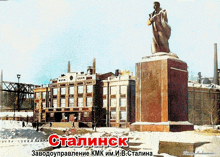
[188,82,220,89]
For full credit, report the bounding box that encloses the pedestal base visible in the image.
[130,121,194,132]
[133,53,193,132]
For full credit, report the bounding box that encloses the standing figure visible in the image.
[22,121,25,127]
[92,122,94,130]
[148,1,171,54]
[36,121,39,132]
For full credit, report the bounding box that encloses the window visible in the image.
[42,92,46,99]
[120,98,126,107]
[110,111,116,119]
[87,97,92,107]
[36,93,40,99]
[53,88,57,95]
[120,86,127,94]
[111,86,116,95]
[69,98,74,107]
[48,92,51,98]
[53,99,57,108]
[103,99,107,107]
[110,99,117,107]
[69,87,74,95]
[42,102,46,108]
[61,98,65,108]
[120,111,127,120]
[78,86,83,94]
[87,85,93,93]
[78,98,83,107]
[78,113,81,120]
[103,87,107,95]
[36,103,39,108]
[61,87,66,95]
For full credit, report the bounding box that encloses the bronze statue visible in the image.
[148,1,171,54]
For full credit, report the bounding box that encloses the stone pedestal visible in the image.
[130,53,193,132]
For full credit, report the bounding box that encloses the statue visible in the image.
[148,1,171,54]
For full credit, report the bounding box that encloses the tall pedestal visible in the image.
[130,53,193,132]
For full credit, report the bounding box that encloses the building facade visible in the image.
[34,61,113,127]
[103,70,135,128]
[34,64,136,128]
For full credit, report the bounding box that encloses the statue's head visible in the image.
[153,1,160,10]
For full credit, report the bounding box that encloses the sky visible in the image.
[0,0,220,85]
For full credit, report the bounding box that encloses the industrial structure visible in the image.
[0,70,37,113]
[188,43,220,125]
[214,43,219,85]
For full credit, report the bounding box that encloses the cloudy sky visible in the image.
[0,0,219,85]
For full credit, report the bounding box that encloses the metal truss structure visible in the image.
[1,81,39,111]
[2,81,36,94]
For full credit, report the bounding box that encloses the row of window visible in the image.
[39,106,126,120]
[103,86,127,95]
[49,112,89,120]
[36,85,128,99]
[38,97,93,109]
[36,92,47,99]
[110,111,127,120]
[53,97,92,108]
[103,98,127,107]
[39,98,126,108]
[53,85,93,95]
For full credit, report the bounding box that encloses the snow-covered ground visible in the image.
[0,120,50,157]
[50,127,220,157]
[82,127,220,157]
[1,121,220,157]
[0,112,33,118]
[0,120,45,139]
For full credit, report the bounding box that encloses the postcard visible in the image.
[0,0,220,157]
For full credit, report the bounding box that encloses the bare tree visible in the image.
[206,91,220,129]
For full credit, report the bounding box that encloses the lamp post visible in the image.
[17,74,21,83]
[14,74,21,120]
[17,74,21,113]
[93,106,97,132]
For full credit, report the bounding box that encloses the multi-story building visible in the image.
[102,70,135,128]
[34,59,113,127]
